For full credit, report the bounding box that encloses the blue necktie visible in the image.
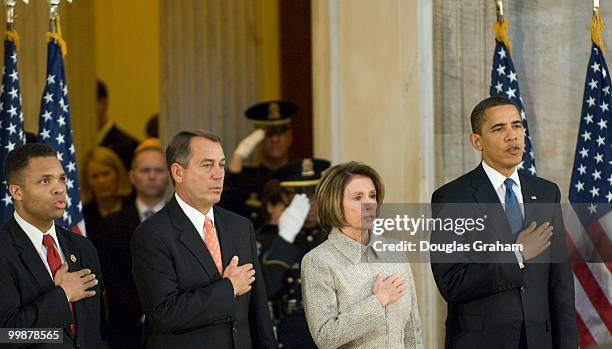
[504,178,523,238]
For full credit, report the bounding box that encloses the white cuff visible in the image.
[514,250,525,269]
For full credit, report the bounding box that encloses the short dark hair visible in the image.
[146,113,159,138]
[470,96,518,134]
[97,79,107,101]
[315,161,385,234]
[166,130,222,184]
[4,143,57,185]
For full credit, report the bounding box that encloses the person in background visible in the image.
[219,100,296,227]
[145,113,159,139]
[25,131,37,144]
[0,143,103,348]
[96,79,139,170]
[302,161,423,349]
[80,146,132,246]
[256,158,330,349]
[98,138,169,349]
[273,158,331,257]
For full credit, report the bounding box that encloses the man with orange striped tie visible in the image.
[131,130,276,349]
[0,143,102,348]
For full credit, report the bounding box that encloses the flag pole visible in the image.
[592,0,605,52]
[495,0,504,24]
[5,0,16,31]
[4,1,26,48]
[45,0,70,57]
[493,0,512,54]
[46,0,71,33]
[5,1,29,31]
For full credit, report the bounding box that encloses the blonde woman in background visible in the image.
[301,161,423,349]
[81,146,132,245]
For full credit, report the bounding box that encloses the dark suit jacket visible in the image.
[100,124,139,170]
[98,199,143,331]
[131,196,276,349]
[0,217,103,348]
[430,164,577,349]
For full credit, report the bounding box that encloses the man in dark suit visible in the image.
[99,138,169,348]
[0,143,103,348]
[131,130,276,348]
[96,79,139,169]
[430,96,577,349]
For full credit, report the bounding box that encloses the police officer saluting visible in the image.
[257,158,330,349]
[220,101,296,228]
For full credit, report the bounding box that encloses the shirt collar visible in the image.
[328,228,379,264]
[135,197,166,220]
[481,160,521,192]
[174,193,215,233]
[13,210,58,248]
[96,120,115,144]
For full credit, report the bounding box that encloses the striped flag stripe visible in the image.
[577,312,597,348]
[564,206,604,263]
[584,221,612,266]
[573,261,612,331]
[574,273,612,344]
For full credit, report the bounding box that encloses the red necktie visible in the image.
[204,217,223,274]
[42,234,76,335]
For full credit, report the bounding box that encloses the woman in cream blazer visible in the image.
[301,161,422,349]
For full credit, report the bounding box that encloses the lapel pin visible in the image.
[70,254,76,263]
[531,195,537,200]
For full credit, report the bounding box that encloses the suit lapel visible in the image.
[471,164,515,244]
[55,228,82,275]
[168,197,220,279]
[519,172,537,225]
[9,218,76,341]
[126,199,141,227]
[55,228,81,342]
[213,207,235,270]
[8,217,55,293]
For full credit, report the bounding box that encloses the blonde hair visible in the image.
[80,146,132,203]
[315,161,385,234]
[131,138,163,169]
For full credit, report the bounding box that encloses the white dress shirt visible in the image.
[14,211,67,278]
[135,197,166,222]
[481,161,525,267]
[175,193,218,242]
[481,160,525,216]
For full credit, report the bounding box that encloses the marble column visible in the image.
[159,0,281,153]
[311,0,442,346]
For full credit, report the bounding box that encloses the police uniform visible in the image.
[219,101,297,228]
[257,158,330,349]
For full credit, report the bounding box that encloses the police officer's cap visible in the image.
[245,100,297,134]
[273,158,331,194]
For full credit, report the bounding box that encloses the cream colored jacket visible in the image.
[301,229,423,349]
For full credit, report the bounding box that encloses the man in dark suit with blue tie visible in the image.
[431,96,577,349]
[0,143,103,348]
[131,130,276,348]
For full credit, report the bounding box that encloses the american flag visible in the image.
[37,38,84,234]
[0,34,25,223]
[489,38,537,175]
[567,41,612,347]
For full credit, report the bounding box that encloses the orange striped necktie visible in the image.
[204,217,223,274]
